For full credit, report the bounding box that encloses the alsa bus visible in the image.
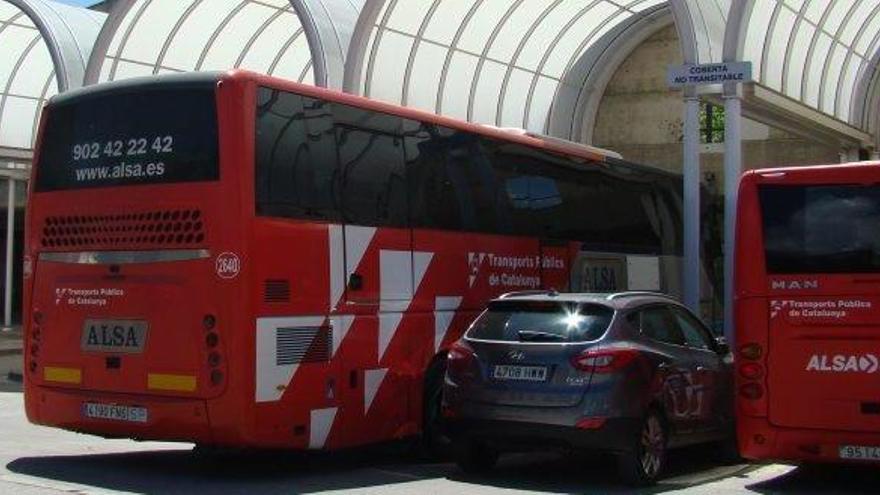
[24,70,681,450]
[736,163,880,464]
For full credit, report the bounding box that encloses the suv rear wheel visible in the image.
[617,411,667,486]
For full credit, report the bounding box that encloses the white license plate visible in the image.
[839,445,880,461]
[82,402,148,423]
[493,365,548,382]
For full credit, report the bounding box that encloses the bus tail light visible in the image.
[739,382,764,400]
[739,343,763,361]
[739,362,764,380]
[204,314,223,386]
[571,349,638,373]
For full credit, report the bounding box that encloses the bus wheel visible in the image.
[617,410,667,486]
[421,356,450,458]
[454,438,499,474]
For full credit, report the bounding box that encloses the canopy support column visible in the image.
[723,86,742,345]
[682,91,700,313]
[4,176,14,330]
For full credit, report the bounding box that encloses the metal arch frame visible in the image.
[547,4,672,142]
[83,0,357,89]
[834,2,880,122]
[850,9,880,136]
[7,0,104,91]
[668,0,727,66]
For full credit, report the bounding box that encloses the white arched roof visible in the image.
[730,0,880,125]
[85,0,363,88]
[345,0,667,134]
[0,0,104,151]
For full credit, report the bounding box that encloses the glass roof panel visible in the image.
[97,0,315,85]
[841,2,877,46]
[0,96,39,149]
[159,1,239,72]
[785,22,813,96]
[470,60,505,124]
[237,14,301,73]
[456,0,516,54]
[405,41,445,111]
[516,0,593,73]
[107,0,147,57]
[804,0,828,24]
[199,3,277,71]
[385,0,434,35]
[9,39,54,99]
[822,43,849,113]
[804,32,832,108]
[0,2,20,19]
[422,0,472,45]
[499,67,532,127]
[823,0,856,35]
[366,29,412,103]
[764,6,796,91]
[120,0,194,64]
[441,51,479,119]
[0,25,39,87]
[487,0,556,63]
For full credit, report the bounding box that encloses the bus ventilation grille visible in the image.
[40,210,205,249]
[264,280,291,303]
[276,326,331,366]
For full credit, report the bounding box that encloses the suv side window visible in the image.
[638,306,685,346]
[672,307,715,351]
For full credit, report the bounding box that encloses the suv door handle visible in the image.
[657,362,671,371]
[695,365,707,373]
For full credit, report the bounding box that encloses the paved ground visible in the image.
[0,392,875,494]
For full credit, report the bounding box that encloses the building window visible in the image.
[700,103,724,143]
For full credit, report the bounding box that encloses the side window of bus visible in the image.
[333,104,407,227]
[404,122,463,231]
[407,124,512,233]
[255,88,340,220]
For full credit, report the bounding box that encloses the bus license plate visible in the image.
[493,365,547,382]
[840,445,880,461]
[82,403,148,423]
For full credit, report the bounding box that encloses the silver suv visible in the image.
[442,290,734,486]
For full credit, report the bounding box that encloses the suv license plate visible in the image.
[840,445,880,461]
[82,403,148,423]
[493,365,547,382]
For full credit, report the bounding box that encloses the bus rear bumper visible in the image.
[738,416,880,465]
[26,386,215,444]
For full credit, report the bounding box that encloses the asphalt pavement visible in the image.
[0,392,875,494]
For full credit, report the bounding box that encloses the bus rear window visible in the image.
[759,184,880,273]
[35,87,218,191]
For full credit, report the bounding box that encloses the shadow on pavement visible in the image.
[6,441,757,494]
[747,464,877,494]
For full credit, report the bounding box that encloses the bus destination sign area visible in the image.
[667,62,752,87]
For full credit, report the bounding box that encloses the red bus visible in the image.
[736,163,880,464]
[24,70,682,450]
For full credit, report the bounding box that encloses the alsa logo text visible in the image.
[806,353,879,373]
[771,279,819,290]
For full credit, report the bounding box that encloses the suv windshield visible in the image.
[467,300,613,342]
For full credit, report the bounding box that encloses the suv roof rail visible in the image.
[498,289,559,299]
[605,291,678,301]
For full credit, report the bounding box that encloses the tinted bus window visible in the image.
[404,123,463,231]
[334,104,407,227]
[35,87,218,191]
[759,184,880,273]
[255,88,339,221]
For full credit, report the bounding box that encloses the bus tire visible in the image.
[454,438,498,474]
[617,410,667,486]
[421,355,450,458]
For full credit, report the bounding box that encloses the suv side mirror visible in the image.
[715,336,730,356]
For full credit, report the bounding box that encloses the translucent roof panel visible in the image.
[94,0,315,85]
[0,1,58,150]
[350,0,666,133]
[742,0,880,123]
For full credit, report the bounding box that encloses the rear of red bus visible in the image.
[736,163,880,465]
[23,72,256,445]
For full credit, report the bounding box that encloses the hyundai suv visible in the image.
[442,290,734,485]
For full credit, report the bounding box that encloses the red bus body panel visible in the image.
[735,163,880,464]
